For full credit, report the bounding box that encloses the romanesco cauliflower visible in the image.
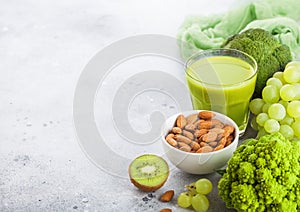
[218,132,300,212]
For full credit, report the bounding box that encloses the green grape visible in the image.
[262,85,280,103]
[268,103,286,121]
[251,117,260,131]
[292,121,300,137]
[273,71,286,84]
[293,84,300,98]
[262,103,271,113]
[257,128,267,138]
[256,113,269,127]
[278,100,289,108]
[280,84,296,101]
[264,119,280,133]
[249,98,265,115]
[195,178,213,195]
[279,125,294,140]
[280,114,294,125]
[192,194,209,212]
[283,65,300,83]
[266,77,283,90]
[287,100,300,118]
[286,61,300,68]
[285,61,300,68]
[185,182,197,196]
[177,192,192,208]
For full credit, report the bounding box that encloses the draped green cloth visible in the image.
[177,0,300,60]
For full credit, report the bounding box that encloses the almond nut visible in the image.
[219,137,227,146]
[190,141,200,151]
[199,120,213,129]
[178,142,190,148]
[196,148,203,153]
[225,140,232,147]
[182,130,194,140]
[209,141,218,147]
[223,125,235,134]
[186,114,198,124]
[160,190,174,202]
[200,142,208,147]
[209,128,225,134]
[160,209,172,212]
[184,123,196,132]
[172,127,182,134]
[179,145,191,152]
[176,114,187,128]
[227,135,234,142]
[200,145,213,153]
[195,129,208,138]
[212,119,224,128]
[166,133,174,140]
[202,132,218,143]
[217,133,224,140]
[194,119,203,128]
[199,111,215,120]
[174,134,192,144]
[214,144,224,151]
[166,137,177,147]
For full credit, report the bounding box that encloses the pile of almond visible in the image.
[165,111,235,153]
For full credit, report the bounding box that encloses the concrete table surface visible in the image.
[0,0,252,211]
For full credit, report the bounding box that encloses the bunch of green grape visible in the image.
[249,61,300,140]
[177,178,212,212]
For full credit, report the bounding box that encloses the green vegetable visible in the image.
[218,132,300,212]
[222,28,292,98]
[242,17,300,59]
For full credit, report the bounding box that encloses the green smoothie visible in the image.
[186,54,257,133]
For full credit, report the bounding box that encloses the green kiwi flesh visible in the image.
[129,154,169,192]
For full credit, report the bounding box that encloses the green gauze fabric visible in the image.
[242,17,300,59]
[177,4,255,60]
[178,0,300,60]
[253,0,300,21]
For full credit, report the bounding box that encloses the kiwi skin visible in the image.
[128,154,169,192]
[129,176,168,192]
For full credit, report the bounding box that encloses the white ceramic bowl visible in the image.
[161,110,239,174]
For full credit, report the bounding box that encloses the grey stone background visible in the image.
[0,0,245,211]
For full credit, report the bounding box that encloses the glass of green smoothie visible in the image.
[185,49,257,135]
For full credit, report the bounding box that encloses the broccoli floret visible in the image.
[222,28,292,98]
[218,133,300,211]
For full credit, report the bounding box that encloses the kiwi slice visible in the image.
[129,154,169,192]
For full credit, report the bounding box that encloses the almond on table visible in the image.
[159,209,172,212]
[160,190,174,202]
